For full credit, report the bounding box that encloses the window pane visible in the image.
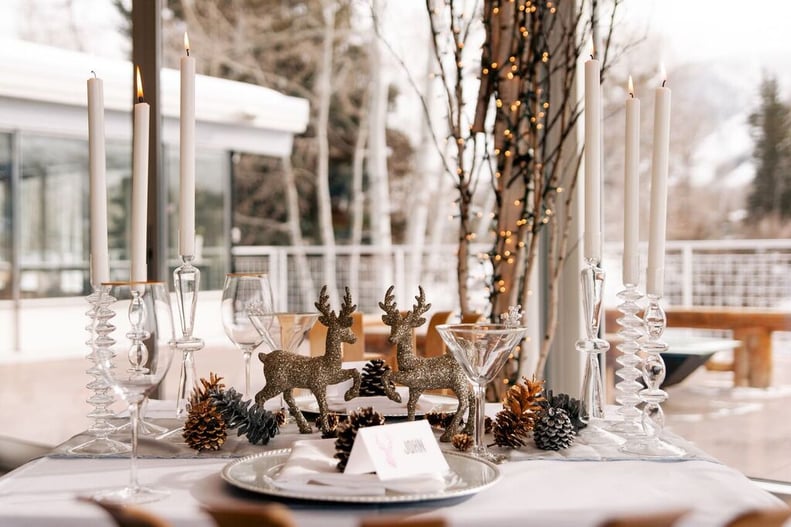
[0,133,10,299]
[19,135,88,297]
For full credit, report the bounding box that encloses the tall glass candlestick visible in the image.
[577,258,610,425]
[609,282,644,437]
[70,286,130,455]
[173,255,204,418]
[621,296,685,457]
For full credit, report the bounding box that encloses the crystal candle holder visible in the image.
[172,256,204,418]
[609,283,645,437]
[621,296,685,457]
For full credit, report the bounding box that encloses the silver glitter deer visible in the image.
[254,286,361,433]
[379,286,475,442]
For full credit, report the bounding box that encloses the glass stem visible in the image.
[243,349,252,399]
[176,350,195,418]
[473,382,486,450]
[129,399,142,493]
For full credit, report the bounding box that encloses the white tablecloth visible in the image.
[0,400,787,527]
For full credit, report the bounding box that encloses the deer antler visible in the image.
[404,286,431,328]
[338,287,356,328]
[315,285,333,327]
[379,286,400,327]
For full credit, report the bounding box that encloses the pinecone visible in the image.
[183,399,227,451]
[491,408,532,448]
[502,376,546,431]
[319,413,345,439]
[452,433,473,452]
[359,359,394,396]
[426,410,456,430]
[533,407,576,451]
[334,407,385,471]
[190,372,226,406]
[484,415,493,434]
[275,409,287,427]
[543,390,587,433]
[211,387,279,445]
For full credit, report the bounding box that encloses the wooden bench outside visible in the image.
[605,307,791,388]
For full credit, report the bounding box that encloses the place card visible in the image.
[343,420,449,480]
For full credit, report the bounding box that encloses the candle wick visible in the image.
[137,96,144,103]
[629,92,634,98]
[662,79,667,88]
[186,48,190,57]
[589,53,594,60]
[91,70,97,79]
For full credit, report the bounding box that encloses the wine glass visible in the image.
[221,273,273,398]
[93,281,176,504]
[436,323,527,463]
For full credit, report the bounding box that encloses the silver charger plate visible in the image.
[221,448,501,504]
[293,389,458,418]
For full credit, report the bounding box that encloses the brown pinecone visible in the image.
[426,410,456,430]
[319,413,345,438]
[359,359,394,396]
[183,399,227,452]
[491,408,532,448]
[501,376,545,431]
[334,407,385,471]
[274,409,287,427]
[452,433,473,452]
[190,372,225,406]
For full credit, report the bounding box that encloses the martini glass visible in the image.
[436,323,528,463]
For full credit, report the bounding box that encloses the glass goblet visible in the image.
[436,323,527,463]
[93,281,176,505]
[221,273,273,398]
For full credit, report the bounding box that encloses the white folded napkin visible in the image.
[271,439,449,496]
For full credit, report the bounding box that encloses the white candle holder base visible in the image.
[621,296,685,458]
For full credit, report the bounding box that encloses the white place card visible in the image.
[343,420,449,480]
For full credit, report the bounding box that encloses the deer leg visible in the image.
[312,384,332,432]
[381,370,402,403]
[440,386,469,442]
[406,388,422,421]
[254,384,280,408]
[283,389,311,434]
[463,390,476,436]
[342,368,361,401]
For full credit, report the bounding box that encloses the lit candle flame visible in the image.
[184,32,190,56]
[628,75,634,97]
[135,66,144,102]
[660,63,667,86]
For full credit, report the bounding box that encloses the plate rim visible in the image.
[292,391,458,418]
[220,448,501,504]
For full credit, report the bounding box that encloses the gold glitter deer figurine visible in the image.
[379,286,475,442]
[254,286,362,433]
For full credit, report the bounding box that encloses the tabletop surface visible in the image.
[0,401,787,527]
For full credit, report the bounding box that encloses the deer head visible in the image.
[379,286,431,345]
[315,286,357,344]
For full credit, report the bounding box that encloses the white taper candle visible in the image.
[623,76,640,286]
[647,71,671,296]
[87,73,110,286]
[131,66,150,283]
[584,55,602,262]
[179,32,196,257]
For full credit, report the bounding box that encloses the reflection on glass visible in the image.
[0,133,10,300]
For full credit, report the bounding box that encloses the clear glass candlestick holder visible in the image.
[69,285,130,455]
[621,296,685,457]
[173,256,204,418]
[577,258,617,445]
[608,283,645,437]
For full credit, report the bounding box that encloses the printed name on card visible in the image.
[343,420,449,480]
